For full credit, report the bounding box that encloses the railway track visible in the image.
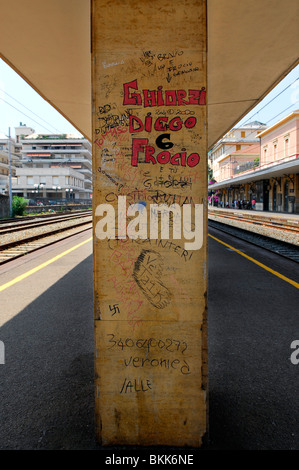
[208,209,299,248]
[0,211,92,265]
[2,206,298,264]
[0,210,92,235]
[0,209,91,225]
[208,219,299,263]
[209,208,299,231]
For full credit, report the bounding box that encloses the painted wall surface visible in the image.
[92,0,208,446]
[260,116,299,165]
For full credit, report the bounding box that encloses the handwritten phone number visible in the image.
[106,334,188,354]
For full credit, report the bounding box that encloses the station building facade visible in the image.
[209,121,267,183]
[209,111,299,213]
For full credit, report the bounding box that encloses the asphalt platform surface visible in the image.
[0,228,298,451]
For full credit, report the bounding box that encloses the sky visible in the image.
[0,59,83,138]
[0,58,298,140]
[236,63,299,128]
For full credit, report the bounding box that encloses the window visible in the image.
[285,138,289,157]
[273,143,277,159]
[263,148,267,162]
[236,145,241,151]
[27,176,34,185]
[53,176,59,185]
[241,131,245,138]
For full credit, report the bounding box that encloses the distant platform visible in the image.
[208,206,299,222]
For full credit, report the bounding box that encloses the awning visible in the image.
[50,143,83,146]
[26,153,51,157]
[0,0,298,148]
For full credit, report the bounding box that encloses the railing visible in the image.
[234,161,259,174]
[229,154,298,179]
[25,201,92,213]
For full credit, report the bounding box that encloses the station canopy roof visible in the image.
[211,158,299,190]
[0,0,298,149]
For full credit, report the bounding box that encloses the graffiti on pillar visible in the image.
[122,78,204,168]
[93,52,206,330]
[105,331,192,393]
[123,78,206,107]
[133,249,171,309]
[92,0,208,444]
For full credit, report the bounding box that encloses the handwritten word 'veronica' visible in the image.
[123,79,206,108]
[95,196,203,250]
[123,356,191,375]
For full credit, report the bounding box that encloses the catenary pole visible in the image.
[8,127,13,217]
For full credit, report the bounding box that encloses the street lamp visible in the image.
[52,185,61,203]
[65,188,73,205]
[32,183,44,202]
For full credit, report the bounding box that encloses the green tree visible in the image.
[12,196,27,217]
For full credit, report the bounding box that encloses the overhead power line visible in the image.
[1,98,59,134]
[266,102,298,125]
[0,87,62,134]
[239,76,299,126]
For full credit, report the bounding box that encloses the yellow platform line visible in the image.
[209,234,299,289]
[0,237,92,293]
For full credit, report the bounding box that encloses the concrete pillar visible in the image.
[92,0,208,447]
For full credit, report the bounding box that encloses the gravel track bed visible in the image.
[0,216,92,246]
[208,214,299,246]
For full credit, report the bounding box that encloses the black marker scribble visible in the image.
[133,249,171,309]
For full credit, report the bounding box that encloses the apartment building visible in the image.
[0,132,21,195]
[209,121,267,182]
[12,124,92,202]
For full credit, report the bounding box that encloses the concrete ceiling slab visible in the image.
[0,0,298,148]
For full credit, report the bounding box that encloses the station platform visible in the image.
[0,227,298,450]
[208,206,299,222]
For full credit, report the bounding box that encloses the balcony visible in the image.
[22,157,92,168]
[21,148,91,156]
[234,160,259,174]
